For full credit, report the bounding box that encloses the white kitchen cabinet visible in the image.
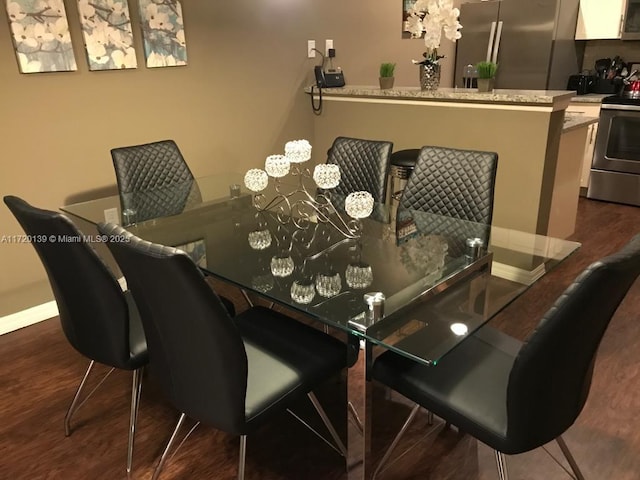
[575,0,626,40]
[566,103,601,190]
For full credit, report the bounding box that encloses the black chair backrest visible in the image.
[97,223,248,434]
[327,136,393,204]
[506,234,640,451]
[111,140,199,222]
[3,196,132,368]
[399,146,498,225]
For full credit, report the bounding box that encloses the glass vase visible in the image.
[419,63,441,91]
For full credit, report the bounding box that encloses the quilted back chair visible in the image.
[327,136,393,204]
[3,195,147,476]
[397,146,498,256]
[111,140,200,223]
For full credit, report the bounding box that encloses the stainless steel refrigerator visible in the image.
[454,0,582,90]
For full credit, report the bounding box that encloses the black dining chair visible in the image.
[327,136,393,204]
[97,222,350,480]
[3,195,148,476]
[396,146,498,257]
[110,139,201,223]
[371,233,640,479]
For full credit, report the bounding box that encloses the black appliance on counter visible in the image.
[567,74,597,95]
[588,95,640,207]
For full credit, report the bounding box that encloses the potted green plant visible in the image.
[379,62,396,89]
[476,61,498,92]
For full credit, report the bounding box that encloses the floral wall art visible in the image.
[138,0,187,68]
[5,0,77,73]
[77,0,137,70]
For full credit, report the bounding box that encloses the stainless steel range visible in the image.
[588,95,640,206]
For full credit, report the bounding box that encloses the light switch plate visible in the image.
[104,208,119,225]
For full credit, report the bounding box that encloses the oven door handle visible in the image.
[601,103,640,112]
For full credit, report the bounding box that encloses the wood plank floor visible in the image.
[1,197,639,480]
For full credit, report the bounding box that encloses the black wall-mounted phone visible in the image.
[314,66,345,88]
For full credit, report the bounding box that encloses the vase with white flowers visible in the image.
[406,0,463,91]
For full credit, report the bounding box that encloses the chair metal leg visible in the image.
[152,413,187,480]
[241,289,254,307]
[64,360,115,436]
[556,436,586,480]
[494,450,510,480]
[126,367,144,476]
[372,403,420,479]
[308,392,348,457]
[238,435,247,480]
[348,401,364,434]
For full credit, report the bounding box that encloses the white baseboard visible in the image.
[0,301,59,335]
[0,277,127,336]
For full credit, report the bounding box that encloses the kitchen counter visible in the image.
[570,93,610,103]
[305,85,574,109]
[563,113,599,132]
[307,85,580,237]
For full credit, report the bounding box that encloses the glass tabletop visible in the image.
[62,173,580,366]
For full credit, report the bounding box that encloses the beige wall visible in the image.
[0,0,461,316]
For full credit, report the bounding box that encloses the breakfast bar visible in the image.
[306,86,595,238]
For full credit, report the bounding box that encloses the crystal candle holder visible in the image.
[248,230,272,250]
[345,191,374,219]
[313,164,341,189]
[265,155,290,178]
[291,279,315,304]
[251,274,274,293]
[270,255,295,277]
[315,272,342,298]
[244,169,269,192]
[284,139,312,163]
[345,262,373,289]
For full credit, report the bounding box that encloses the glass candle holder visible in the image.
[248,229,272,250]
[345,262,373,289]
[270,255,295,277]
[313,164,341,189]
[315,271,342,298]
[291,279,316,304]
[284,139,312,163]
[251,274,274,293]
[345,191,374,219]
[244,169,269,192]
[265,155,290,178]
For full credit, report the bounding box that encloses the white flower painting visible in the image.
[77,0,137,70]
[138,0,187,68]
[5,0,77,73]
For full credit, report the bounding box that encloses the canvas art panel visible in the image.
[5,0,77,73]
[77,0,137,70]
[138,0,187,68]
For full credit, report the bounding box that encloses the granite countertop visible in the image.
[305,85,575,106]
[570,93,610,103]
[563,113,598,132]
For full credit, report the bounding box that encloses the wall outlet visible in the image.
[307,40,316,58]
[104,208,120,225]
[325,39,334,56]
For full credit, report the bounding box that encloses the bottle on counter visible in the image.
[462,64,478,89]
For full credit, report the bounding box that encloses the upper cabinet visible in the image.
[575,0,626,40]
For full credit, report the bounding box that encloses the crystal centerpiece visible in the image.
[244,169,269,192]
[345,191,375,219]
[313,164,341,189]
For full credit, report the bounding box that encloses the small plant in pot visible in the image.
[379,62,396,89]
[476,61,498,92]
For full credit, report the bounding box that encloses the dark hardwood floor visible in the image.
[1,198,639,480]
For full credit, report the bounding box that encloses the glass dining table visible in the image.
[62,172,580,479]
